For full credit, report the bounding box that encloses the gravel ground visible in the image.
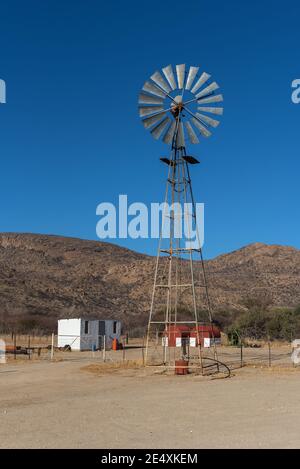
[1,353,300,449]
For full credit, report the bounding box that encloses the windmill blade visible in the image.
[197,94,223,104]
[191,72,211,94]
[142,80,166,98]
[184,121,199,144]
[162,65,177,90]
[185,66,199,90]
[142,111,166,129]
[196,82,219,99]
[163,120,176,144]
[196,112,220,128]
[151,117,171,140]
[191,117,212,137]
[139,105,164,118]
[176,121,185,147]
[197,106,223,115]
[138,93,164,105]
[176,64,185,89]
[139,106,164,117]
[150,71,171,94]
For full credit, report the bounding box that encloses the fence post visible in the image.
[123,339,126,362]
[28,335,31,360]
[103,335,106,362]
[240,340,243,368]
[50,333,54,361]
[14,333,16,360]
[268,338,271,367]
[142,335,145,366]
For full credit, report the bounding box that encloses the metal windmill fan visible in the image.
[138,64,223,146]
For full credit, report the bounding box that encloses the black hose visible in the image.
[202,356,231,379]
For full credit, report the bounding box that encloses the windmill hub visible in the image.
[174,95,183,104]
[171,97,184,118]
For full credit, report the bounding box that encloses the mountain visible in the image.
[0,233,299,333]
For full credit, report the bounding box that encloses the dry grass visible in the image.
[244,363,300,374]
[81,359,144,375]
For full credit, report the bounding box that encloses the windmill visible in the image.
[138,64,223,375]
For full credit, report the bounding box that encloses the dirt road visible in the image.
[0,358,300,449]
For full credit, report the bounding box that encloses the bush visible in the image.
[225,305,300,342]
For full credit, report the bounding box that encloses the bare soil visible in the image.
[1,345,300,449]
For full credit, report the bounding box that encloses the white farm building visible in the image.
[57,318,122,351]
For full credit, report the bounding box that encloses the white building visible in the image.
[57,318,122,351]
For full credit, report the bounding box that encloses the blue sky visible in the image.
[0,0,299,258]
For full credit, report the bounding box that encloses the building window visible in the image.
[113,321,117,334]
[84,320,89,334]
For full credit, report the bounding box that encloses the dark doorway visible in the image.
[98,321,105,349]
[98,321,105,335]
[181,333,190,357]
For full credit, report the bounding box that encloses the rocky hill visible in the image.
[0,233,299,333]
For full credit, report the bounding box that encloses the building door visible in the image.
[181,333,190,358]
[98,321,106,349]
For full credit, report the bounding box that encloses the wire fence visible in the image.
[0,333,298,371]
[0,333,138,364]
[217,343,295,370]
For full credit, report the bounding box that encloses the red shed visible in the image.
[164,324,190,347]
[190,325,221,348]
[163,324,221,348]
